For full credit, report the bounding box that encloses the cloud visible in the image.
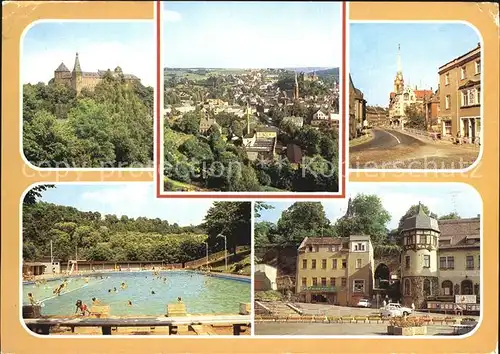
[164,10,182,22]
[22,38,155,87]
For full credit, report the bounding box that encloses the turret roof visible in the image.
[55,62,70,72]
[402,202,440,232]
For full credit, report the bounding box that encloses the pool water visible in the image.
[23,271,250,316]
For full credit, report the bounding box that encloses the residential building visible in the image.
[282,116,304,129]
[295,235,374,306]
[349,74,366,139]
[54,52,139,95]
[423,89,440,131]
[400,204,481,311]
[365,106,389,127]
[199,115,218,134]
[438,43,481,143]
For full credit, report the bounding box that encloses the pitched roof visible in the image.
[55,62,70,72]
[414,89,433,99]
[402,203,440,232]
[438,217,480,249]
[299,237,343,248]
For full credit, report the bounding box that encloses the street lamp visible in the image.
[217,234,227,271]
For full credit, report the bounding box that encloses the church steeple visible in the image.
[393,44,404,93]
[73,52,82,73]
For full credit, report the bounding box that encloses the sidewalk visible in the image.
[390,128,480,151]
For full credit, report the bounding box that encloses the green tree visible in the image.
[405,103,425,130]
[439,212,461,220]
[254,202,274,218]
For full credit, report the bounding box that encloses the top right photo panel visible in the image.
[349,22,482,171]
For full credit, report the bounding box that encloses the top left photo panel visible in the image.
[21,21,155,169]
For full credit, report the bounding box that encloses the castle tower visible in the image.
[293,71,299,100]
[54,62,70,85]
[400,202,440,309]
[393,44,404,94]
[72,52,83,94]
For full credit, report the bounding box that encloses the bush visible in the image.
[255,290,283,302]
[389,316,425,328]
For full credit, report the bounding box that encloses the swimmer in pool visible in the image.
[151,290,155,295]
[108,289,112,293]
[177,297,182,303]
[75,300,91,316]
[121,282,127,289]
[128,300,132,306]
[27,293,37,306]
[91,297,101,305]
[113,287,117,292]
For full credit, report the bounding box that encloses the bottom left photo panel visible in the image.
[21,182,252,336]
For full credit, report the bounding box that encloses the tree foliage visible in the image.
[23,76,153,168]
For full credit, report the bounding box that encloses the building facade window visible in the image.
[461,66,467,79]
[445,95,451,109]
[341,278,347,287]
[442,280,453,295]
[302,259,307,269]
[423,279,431,297]
[302,277,307,287]
[461,279,473,295]
[341,259,347,269]
[477,87,481,104]
[462,90,469,107]
[404,278,411,296]
[321,277,327,287]
[405,255,411,268]
[466,256,474,269]
[356,259,362,269]
[439,256,447,269]
[423,255,431,268]
[353,280,365,293]
[330,278,336,287]
[321,259,327,269]
[475,60,481,74]
[312,277,318,286]
[332,259,337,269]
[469,89,475,105]
[445,73,450,85]
[311,259,317,269]
[314,245,319,252]
[447,256,454,269]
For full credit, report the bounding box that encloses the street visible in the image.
[255,322,456,336]
[349,128,479,169]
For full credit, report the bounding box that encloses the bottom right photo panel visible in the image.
[254,182,482,336]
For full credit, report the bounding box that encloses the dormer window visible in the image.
[308,246,313,252]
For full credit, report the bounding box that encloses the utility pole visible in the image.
[217,234,228,270]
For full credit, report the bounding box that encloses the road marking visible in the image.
[385,130,401,144]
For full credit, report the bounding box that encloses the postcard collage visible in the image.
[1,1,499,354]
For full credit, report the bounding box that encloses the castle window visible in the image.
[301,277,307,287]
[332,259,337,269]
[321,277,327,287]
[302,259,307,269]
[405,256,411,269]
[321,259,327,269]
[312,277,318,286]
[447,256,454,269]
[404,278,411,296]
[423,279,431,297]
[311,259,317,269]
[423,255,430,268]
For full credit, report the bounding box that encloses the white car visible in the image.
[356,299,372,308]
[380,303,412,317]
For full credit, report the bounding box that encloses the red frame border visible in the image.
[155,1,347,199]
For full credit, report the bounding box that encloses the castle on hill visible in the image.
[54,52,140,95]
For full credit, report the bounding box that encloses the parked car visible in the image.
[356,299,372,308]
[380,303,413,317]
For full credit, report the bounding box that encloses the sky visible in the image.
[163,1,342,68]
[350,23,481,107]
[22,21,155,87]
[257,183,482,230]
[35,183,215,226]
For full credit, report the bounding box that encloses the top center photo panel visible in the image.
[159,1,345,198]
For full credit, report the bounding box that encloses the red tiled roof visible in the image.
[414,90,433,99]
[302,237,342,245]
[438,217,480,249]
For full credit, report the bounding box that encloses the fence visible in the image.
[184,246,251,269]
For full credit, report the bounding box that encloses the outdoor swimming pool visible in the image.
[22,271,251,317]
